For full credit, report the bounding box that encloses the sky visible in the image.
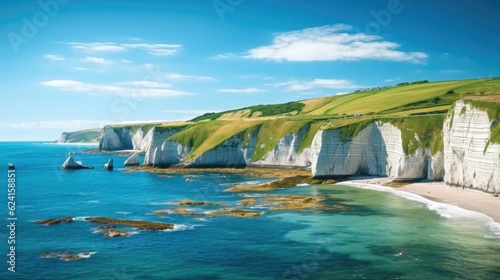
[1,0,499,141]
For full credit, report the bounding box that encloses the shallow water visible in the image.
[0,142,499,279]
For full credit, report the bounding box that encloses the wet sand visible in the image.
[345,178,500,223]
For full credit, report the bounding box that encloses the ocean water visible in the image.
[0,142,499,280]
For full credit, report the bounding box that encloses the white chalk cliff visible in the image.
[96,100,499,192]
[443,101,500,193]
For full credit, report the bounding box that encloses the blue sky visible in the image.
[1,0,499,140]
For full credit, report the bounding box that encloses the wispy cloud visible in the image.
[40,80,192,97]
[82,56,113,65]
[0,120,106,130]
[217,88,265,94]
[166,73,215,81]
[440,69,464,74]
[209,53,239,60]
[267,79,362,91]
[384,77,401,83]
[239,24,427,63]
[164,109,216,114]
[44,54,65,61]
[64,42,182,56]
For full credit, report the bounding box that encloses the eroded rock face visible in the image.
[443,101,500,192]
[124,152,140,166]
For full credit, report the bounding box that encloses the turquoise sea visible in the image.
[0,142,499,280]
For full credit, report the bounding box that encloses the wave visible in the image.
[161,224,196,232]
[73,216,90,221]
[78,252,97,259]
[341,182,500,237]
[87,200,100,204]
[116,211,131,215]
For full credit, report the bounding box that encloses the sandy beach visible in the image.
[344,178,500,223]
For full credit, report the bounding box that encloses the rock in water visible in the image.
[62,156,93,170]
[124,153,140,166]
[104,159,114,170]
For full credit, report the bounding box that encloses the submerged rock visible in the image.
[62,156,93,170]
[94,225,130,238]
[85,217,174,230]
[124,152,140,166]
[35,217,74,226]
[104,159,114,170]
[42,252,94,261]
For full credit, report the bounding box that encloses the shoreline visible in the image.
[341,178,500,223]
[127,165,500,223]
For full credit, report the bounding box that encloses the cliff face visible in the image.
[443,101,500,193]
[95,100,499,192]
[310,123,443,180]
[98,126,185,165]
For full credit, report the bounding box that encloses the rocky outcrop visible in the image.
[124,153,140,166]
[443,101,500,193]
[104,159,114,170]
[98,126,186,166]
[62,156,93,170]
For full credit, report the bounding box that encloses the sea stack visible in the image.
[104,159,114,170]
[62,156,93,170]
[124,153,140,167]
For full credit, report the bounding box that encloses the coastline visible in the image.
[341,178,500,223]
[127,165,500,223]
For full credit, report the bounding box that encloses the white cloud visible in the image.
[44,54,65,61]
[82,56,113,65]
[267,79,362,91]
[40,79,193,97]
[64,42,182,56]
[66,42,125,52]
[121,59,132,63]
[243,24,427,63]
[166,73,215,81]
[217,88,265,93]
[74,67,89,71]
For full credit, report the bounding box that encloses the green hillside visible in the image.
[103,77,500,160]
[59,129,101,143]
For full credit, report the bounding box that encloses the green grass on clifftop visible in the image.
[60,129,101,143]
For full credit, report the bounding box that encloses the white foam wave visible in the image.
[73,216,89,221]
[87,200,99,204]
[341,182,500,237]
[297,183,311,187]
[149,202,170,206]
[162,224,196,232]
[116,211,131,215]
[78,252,97,258]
